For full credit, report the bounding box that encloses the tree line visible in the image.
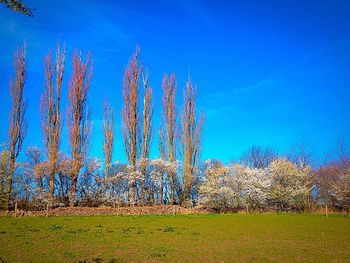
[0,43,204,210]
[0,43,349,213]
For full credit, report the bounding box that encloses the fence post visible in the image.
[46,203,49,217]
[14,201,17,217]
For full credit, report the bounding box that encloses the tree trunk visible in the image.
[5,159,15,211]
[104,165,109,195]
[169,171,175,205]
[69,173,77,207]
[37,177,43,192]
[49,168,55,207]
[129,181,137,206]
[183,166,192,207]
[141,166,146,205]
[161,172,165,204]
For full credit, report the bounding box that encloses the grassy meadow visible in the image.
[0,213,349,262]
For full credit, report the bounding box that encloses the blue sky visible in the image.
[0,0,349,164]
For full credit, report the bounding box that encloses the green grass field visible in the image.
[0,213,349,262]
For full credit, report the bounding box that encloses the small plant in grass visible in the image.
[151,246,172,258]
[151,251,166,258]
[122,228,130,235]
[137,227,144,234]
[49,224,62,231]
[163,226,175,232]
[67,228,88,234]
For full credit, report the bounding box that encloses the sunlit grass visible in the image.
[0,213,349,262]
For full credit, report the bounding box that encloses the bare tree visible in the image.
[160,73,178,204]
[5,43,28,210]
[67,50,92,207]
[140,70,153,204]
[287,139,314,167]
[240,145,277,169]
[181,76,204,207]
[25,146,44,192]
[40,43,65,206]
[121,47,142,205]
[56,153,73,206]
[102,99,114,194]
[158,128,166,204]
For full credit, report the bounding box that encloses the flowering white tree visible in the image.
[199,160,271,211]
[229,164,271,211]
[269,158,311,210]
[199,160,236,211]
[330,169,350,210]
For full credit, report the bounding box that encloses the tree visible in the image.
[25,146,44,192]
[229,163,271,211]
[158,128,166,204]
[288,140,313,167]
[0,150,10,210]
[160,73,178,204]
[102,99,114,195]
[200,161,271,212]
[16,147,45,208]
[316,158,350,212]
[67,50,92,207]
[121,47,142,205]
[40,43,65,206]
[199,159,235,211]
[240,145,277,169]
[108,162,132,206]
[148,158,168,204]
[140,70,153,204]
[269,158,311,211]
[56,153,73,206]
[0,0,33,17]
[77,157,102,206]
[5,43,28,210]
[181,76,204,206]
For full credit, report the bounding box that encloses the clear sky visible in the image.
[0,0,349,164]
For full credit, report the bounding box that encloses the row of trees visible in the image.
[200,144,350,212]
[0,43,204,210]
[0,43,349,213]
[1,141,349,212]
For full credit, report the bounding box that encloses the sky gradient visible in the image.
[0,0,349,164]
